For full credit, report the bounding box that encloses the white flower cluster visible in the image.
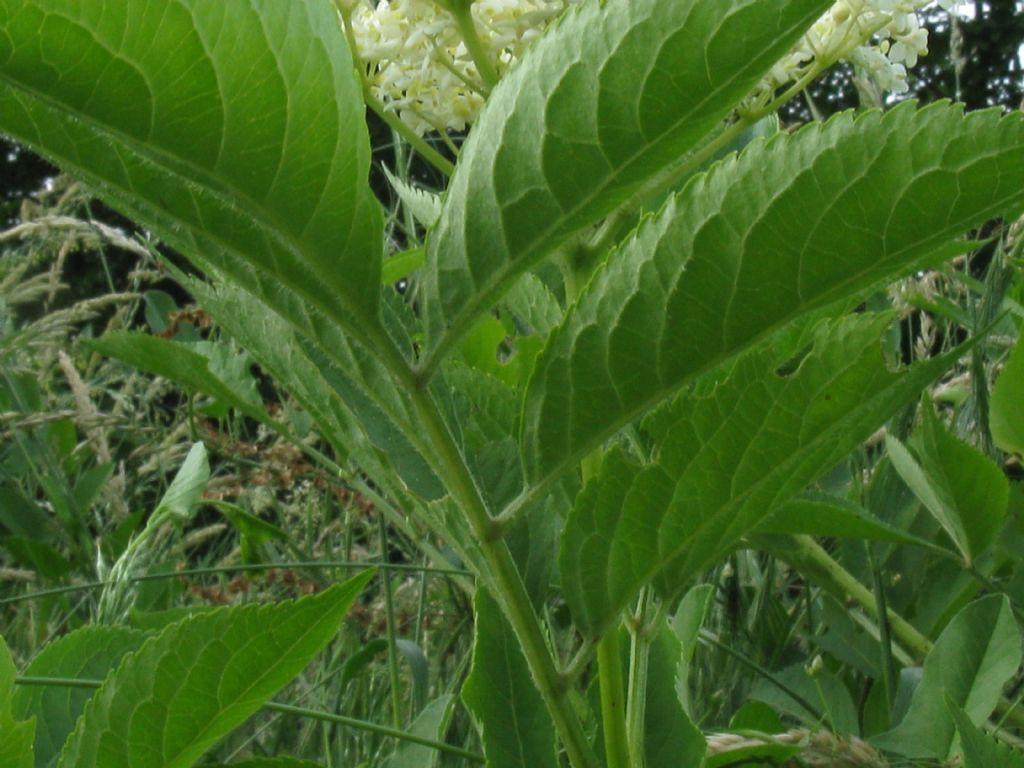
[755,0,961,106]
[347,0,961,136]
[347,0,574,135]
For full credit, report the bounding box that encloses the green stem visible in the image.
[865,542,897,710]
[562,637,597,683]
[407,384,600,768]
[14,677,484,763]
[336,2,455,177]
[363,90,456,177]
[0,561,471,608]
[625,590,654,768]
[777,534,1024,734]
[782,535,931,658]
[448,4,499,91]
[598,630,631,768]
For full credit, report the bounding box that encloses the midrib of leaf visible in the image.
[517,105,1022,506]
[421,0,833,373]
[506,232,949,521]
[161,614,331,767]
[564,319,971,636]
[3,42,309,265]
[3,74,382,333]
[184,280,435,500]
[57,577,374,768]
[676,349,949,572]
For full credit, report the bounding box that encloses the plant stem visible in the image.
[865,542,897,710]
[363,90,456,177]
[0,561,471,608]
[775,534,1024,734]
[781,534,931,658]
[335,2,455,177]
[406,384,600,768]
[625,590,654,768]
[448,4,499,91]
[598,630,631,768]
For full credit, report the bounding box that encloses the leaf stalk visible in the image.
[405,384,601,768]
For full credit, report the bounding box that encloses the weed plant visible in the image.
[1,2,1024,767]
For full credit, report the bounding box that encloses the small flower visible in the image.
[348,0,575,135]
[749,0,964,108]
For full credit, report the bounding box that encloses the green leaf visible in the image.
[205,761,323,768]
[422,0,834,363]
[393,639,431,716]
[11,626,148,768]
[142,290,178,335]
[991,334,1024,456]
[523,102,1024,486]
[382,694,455,768]
[644,623,706,768]
[304,341,444,500]
[457,316,517,388]
[56,570,375,768]
[130,606,218,633]
[462,589,556,768]
[750,665,859,734]
[382,248,427,286]
[671,584,714,718]
[503,274,563,338]
[0,0,384,344]
[154,442,209,524]
[91,332,271,424]
[755,494,927,546]
[886,403,1009,564]
[187,280,442,501]
[728,701,784,733]
[950,701,1024,768]
[505,494,560,607]
[873,594,1022,760]
[561,314,968,637]
[209,500,287,564]
[182,282,367,459]
[382,166,441,229]
[705,739,799,768]
[1,633,35,768]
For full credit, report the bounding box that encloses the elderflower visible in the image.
[750,0,962,109]
[348,0,575,135]
[349,0,962,136]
